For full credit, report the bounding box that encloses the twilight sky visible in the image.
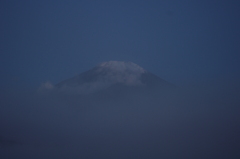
[1,0,240,89]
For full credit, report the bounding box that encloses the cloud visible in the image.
[38,81,54,91]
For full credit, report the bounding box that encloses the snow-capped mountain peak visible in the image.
[54,61,173,94]
[97,61,145,74]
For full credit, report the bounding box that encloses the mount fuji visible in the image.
[55,61,174,94]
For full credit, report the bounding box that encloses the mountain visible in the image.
[2,62,240,159]
[55,61,175,94]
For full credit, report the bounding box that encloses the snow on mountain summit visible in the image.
[97,61,145,74]
[92,61,146,86]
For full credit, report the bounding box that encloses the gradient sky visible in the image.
[1,0,240,89]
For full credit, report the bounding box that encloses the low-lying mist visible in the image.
[0,80,240,159]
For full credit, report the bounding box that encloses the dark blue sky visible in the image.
[1,0,240,89]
